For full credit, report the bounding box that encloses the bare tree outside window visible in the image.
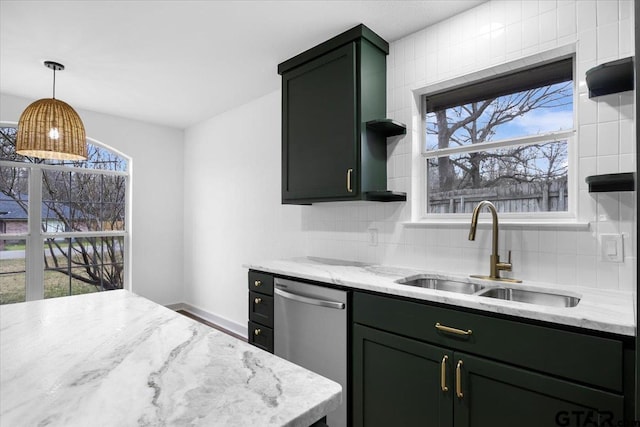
[0,127,127,303]
[424,79,573,214]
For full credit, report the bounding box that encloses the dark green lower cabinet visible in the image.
[353,324,453,427]
[353,324,624,427]
[455,353,623,427]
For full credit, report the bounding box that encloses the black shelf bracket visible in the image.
[585,173,635,192]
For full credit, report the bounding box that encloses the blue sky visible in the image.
[426,82,573,151]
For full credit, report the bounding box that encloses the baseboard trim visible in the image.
[165,302,247,339]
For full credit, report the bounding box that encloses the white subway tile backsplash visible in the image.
[505,0,523,25]
[619,92,634,120]
[577,254,598,286]
[618,257,635,292]
[557,230,578,254]
[579,124,597,157]
[522,0,540,19]
[577,0,597,32]
[579,93,598,125]
[538,252,558,283]
[597,154,619,174]
[557,1,577,38]
[596,260,619,290]
[506,22,524,54]
[597,120,619,156]
[597,94,621,122]
[303,0,634,293]
[540,0,557,14]
[539,229,558,253]
[540,9,558,43]
[619,0,633,20]
[619,18,632,56]
[522,15,541,48]
[619,119,634,154]
[596,0,619,26]
[556,254,578,286]
[596,22,619,61]
[619,153,635,172]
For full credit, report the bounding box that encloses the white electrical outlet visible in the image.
[600,234,623,263]
[368,228,378,246]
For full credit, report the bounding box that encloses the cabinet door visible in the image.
[282,43,358,202]
[353,324,454,427]
[454,352,624,427]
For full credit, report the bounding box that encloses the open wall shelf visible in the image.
[585,173,635,192]
[366,119,407,137]
[585,57,634,98]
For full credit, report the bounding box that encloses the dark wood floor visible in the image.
[177,310,247,342]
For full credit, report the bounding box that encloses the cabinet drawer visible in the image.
[249,291,273,328]
[353,292,624,392]
[248,321,273,353]
[248,271,274,296]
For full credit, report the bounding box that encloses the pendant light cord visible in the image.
[52,68,56,99]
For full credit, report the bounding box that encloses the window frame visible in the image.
[0,128,130,302]
[418,57,578,224]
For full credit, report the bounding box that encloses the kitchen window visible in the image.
[422,58,574,217]
[0,126,129,304]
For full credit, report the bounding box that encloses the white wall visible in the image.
[303,0,636,292]
[183,91,304,335]
[0,93,185,306]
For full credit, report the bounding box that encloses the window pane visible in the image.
[101,175,126,231]
[427,141,568,213]
[42,171,126,232]
[0,239,26,304]
[0,166,29,233]
[425,82,573,152]
[1,125,128,172]
[44,237,124,299]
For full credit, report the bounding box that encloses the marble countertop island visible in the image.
[0,290,341,427]
[246,257,635,337]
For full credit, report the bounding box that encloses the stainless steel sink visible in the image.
[395,275,485,295]
[477,287,580,308]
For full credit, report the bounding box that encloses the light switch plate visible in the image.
[600,234,623,262]
[368,228,378,246]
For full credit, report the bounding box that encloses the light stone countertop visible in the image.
[246,257,636,337]
[0,290,341,427]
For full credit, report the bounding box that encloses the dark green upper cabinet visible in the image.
[278,24,406,204]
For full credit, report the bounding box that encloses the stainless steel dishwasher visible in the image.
[274,278,347,427]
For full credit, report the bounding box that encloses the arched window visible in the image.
[0,126,129,303]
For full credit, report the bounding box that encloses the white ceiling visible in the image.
[0,1,485,129]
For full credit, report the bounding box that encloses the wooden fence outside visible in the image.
[429,178,568,213]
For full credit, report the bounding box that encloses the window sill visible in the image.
[404,219,590,230]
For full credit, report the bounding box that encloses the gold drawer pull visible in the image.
[254,297,262,304]
[456,360,464,399]
[440,355,449,392]
[435,322,472,336]
[254,280,262,287]
[254,328,262,336]
[347,168,353,193]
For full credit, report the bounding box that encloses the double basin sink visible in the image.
[395,275,580,308]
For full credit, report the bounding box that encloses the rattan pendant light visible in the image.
[16,61,87,160]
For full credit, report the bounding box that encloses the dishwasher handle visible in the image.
[274,288,345,310]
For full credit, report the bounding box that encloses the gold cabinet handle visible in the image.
[254,280,262,287]
[254,328,262,336]
[456,360,464,399]
[254,297,262,304]
[440,355,449,392]
[435,322,472,336]
[347,168,353,193]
